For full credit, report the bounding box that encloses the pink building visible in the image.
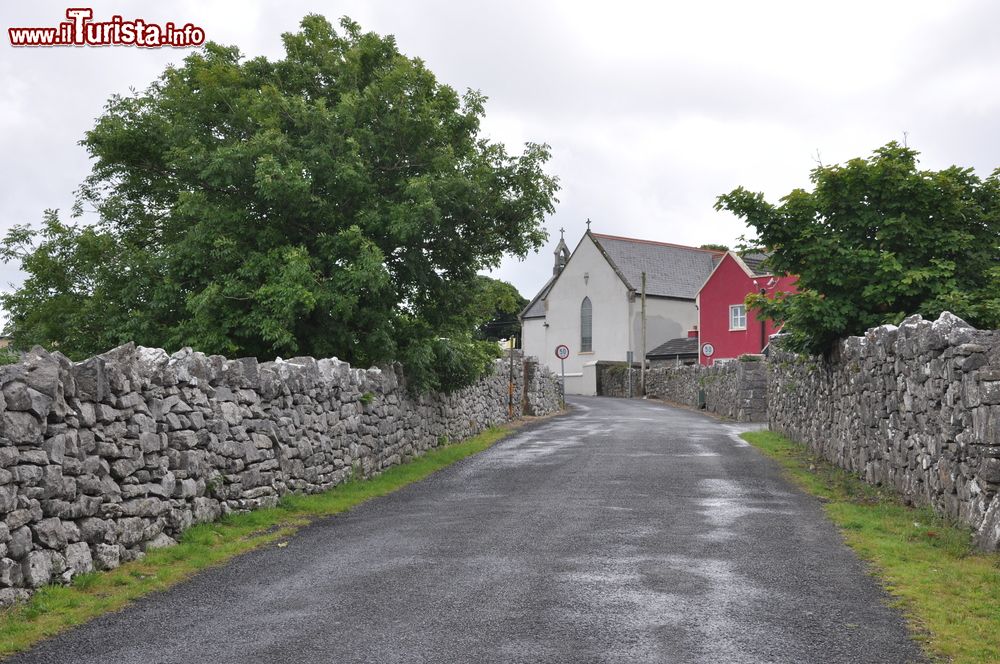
[695,251,797,366]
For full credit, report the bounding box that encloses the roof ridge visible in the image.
[590,233,726,254]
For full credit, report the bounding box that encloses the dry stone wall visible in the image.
[699,362,767,422]
[608,361,768,423]
[523,358,562,415]
[594,362,642,399]
[642,365,699,407]
[768,312,1000,551]
[0,344,561,601]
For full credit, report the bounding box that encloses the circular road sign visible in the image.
[701,343,715,357]
[555,344,570,360]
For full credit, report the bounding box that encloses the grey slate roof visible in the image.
[521,276,554,319]
[520,232,725,321]
[739,252,773,277]
[647,336,699,358]
[592,234,723,299]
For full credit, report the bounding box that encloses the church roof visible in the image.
[591,234,724,299]
[520,231,725,321]
[521,276,554,319]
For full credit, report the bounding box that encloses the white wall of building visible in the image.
[628,297,698,359]
[522,317,547,362]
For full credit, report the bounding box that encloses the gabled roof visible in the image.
[520,231,725,321]
[736,251,773,277]
[647,336,699,358]
[521,275,554,319]
[694,250,776,301]
[590,234,724,299]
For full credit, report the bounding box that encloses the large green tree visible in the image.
[716,142,1000,355]
[1,15,558,391]
[472,277,527,344]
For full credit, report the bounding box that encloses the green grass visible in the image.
[743,430,1000,664]
[0,423,525,658]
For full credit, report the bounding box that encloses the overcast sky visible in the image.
[3,0,1000,306]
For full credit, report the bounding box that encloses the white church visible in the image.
[520,225,723,394]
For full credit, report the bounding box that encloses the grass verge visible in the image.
[742,430,1000,664]
[0,422,528,658]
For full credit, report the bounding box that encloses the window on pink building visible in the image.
[729,304,746,330]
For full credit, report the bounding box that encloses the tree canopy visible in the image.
[472,277,527,345]
[1,15,558,392]
[716,142,1000,355]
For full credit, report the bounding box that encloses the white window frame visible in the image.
[729,304,747,331]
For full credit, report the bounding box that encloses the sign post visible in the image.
[626,350,634,399]
[555,344,569,408]
[508,336,516,419]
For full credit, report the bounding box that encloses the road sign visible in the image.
[554,345,569,408]
[701,343,715,357]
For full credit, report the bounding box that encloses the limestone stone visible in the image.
[7,527,32,560]
[142,533,177,551]
[78,517,113,544]
[2,383,52,419]
[116,517,147,547]
[0,485,17,513]
[41,434,66,465]
[92,543,120,571]
[31,517,66,550]
[0,558,23,587]
[21,550,52,588]
[2,412,42,445]
[64,542,94,575]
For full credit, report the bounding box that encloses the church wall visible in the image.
[521,318,548,366]
[629,297,698,359]
[538,235,630,394]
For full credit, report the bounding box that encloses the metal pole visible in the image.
[627,351,633,399]
[508,336,515,419]
[641,271,647,396]
[759,288,767,353]
[560,358,566,408]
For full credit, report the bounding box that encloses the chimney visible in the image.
[687,327,698,339]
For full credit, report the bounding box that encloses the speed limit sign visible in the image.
[554,344,569,407]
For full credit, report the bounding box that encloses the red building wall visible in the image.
[697,253,797,366]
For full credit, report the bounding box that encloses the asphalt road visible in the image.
[10,397,924,664]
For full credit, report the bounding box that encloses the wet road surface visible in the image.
[10,396,924,663]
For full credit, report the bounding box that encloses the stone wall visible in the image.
[523,358,562,415]
[768,313,1000,551]
[642,361,768,422]
[594,362,642,399]
[0,344,562,601]
[702,361,767,422]
[643,364,699,408]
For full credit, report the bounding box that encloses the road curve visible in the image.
[9,397,924,664]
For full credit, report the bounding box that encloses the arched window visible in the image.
[581,297,593,352]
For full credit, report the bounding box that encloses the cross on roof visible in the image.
[586,218,591,230]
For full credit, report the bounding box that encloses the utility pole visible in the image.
[759,288,767,353]
[640,271,647,396]
[508,335,515,419]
